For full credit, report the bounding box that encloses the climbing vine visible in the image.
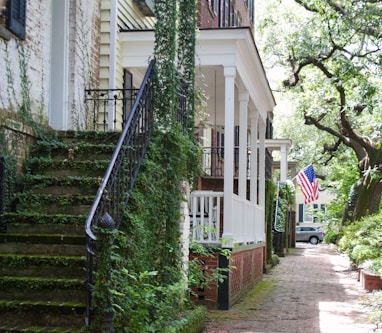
[178,0,197,136]
[154,0,177,128]
[96,1,203,331]
[265,179,276,264]
[274,181,295,233]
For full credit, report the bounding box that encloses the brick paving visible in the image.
[202,244,378,333]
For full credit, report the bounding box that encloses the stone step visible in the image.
[0,130,120,331]
[0,300,85,328]
[54,130,120,145]
[0,234,85,256]
[0,276,85,303]
[4,214,85,235]
[20,174,101,196]
[15,193,94,215]
[25,158,110,178]
[0,254,85,278]
[0,325,81,333]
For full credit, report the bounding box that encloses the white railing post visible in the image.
[189,191,223,244]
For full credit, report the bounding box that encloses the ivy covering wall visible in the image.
[94,1,203,332]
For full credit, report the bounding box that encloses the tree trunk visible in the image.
[351,174,382,222]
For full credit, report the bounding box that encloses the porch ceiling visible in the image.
[120,27,275,126]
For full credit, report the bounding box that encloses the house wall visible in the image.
[99,0,155,130]
[296,190,335,225]
[197,0,254,30]
[99,0,155,91]
[68,0,101,130]
[189,251,219,309]
[189,244,264,309]
[229,245,263,307]
[0,0,51,122]
[0,0,101,130]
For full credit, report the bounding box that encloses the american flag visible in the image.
[297,164,319,204]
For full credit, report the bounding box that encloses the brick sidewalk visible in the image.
[202,244,377,333]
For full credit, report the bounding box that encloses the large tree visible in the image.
[258,0,382,223]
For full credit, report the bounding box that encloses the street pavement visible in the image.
[202,243,379,333]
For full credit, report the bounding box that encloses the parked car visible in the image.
[295,226,324,245]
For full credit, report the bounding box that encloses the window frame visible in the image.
[7,0,26,40]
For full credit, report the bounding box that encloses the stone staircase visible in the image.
[0,131,119,332]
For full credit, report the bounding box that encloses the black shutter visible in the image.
[7,0,27,40]
[298,204,304,222]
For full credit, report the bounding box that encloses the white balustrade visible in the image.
[190,191,223,244]
[190,191,265,245]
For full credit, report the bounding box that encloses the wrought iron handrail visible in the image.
[85,88,139,131]
[84,59,156,326]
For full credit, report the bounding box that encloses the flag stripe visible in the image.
[297,164,319,204]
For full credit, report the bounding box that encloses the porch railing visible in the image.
[84,59,155,326]
[232,194,265,245]
[189,191,223,243]
[190,191,265,246]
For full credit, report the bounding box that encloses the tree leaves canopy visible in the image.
[257,0,382,221]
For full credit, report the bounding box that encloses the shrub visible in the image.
[338,214,382,268]
[324,230,339,244]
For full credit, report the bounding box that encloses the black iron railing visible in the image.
[0,157,13,233]
[201,146,248,177]
[84,59,190,328]
[84,59,155,327]
[85,88,139,131]
[0,157,6,233]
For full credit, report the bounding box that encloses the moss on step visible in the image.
[20,175,100,192]
[0,234,85,245]
[0,254,85,267]
[25,158,109,173]
[0,276,84,290]
[0,325,85,333]
[0,299,85,314]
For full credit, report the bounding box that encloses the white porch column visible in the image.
[258,120,266,207]
[280,144,288,182]
[222,66,236,246]
[107,0,118,131]
[49,0,69,130]
[250,110,258,204]
[239,91,249,199]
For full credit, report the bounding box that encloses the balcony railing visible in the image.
[201,146,250,177]
[84,88,139,131]
[85,80,188,132]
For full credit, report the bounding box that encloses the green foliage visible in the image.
[177,0,197,136]
[257,0,382,222]
[265,179,277,263]
[91,2,203,331]
[271,254,280,267]
[154,0,177,128]
[110,268,186,332]
[361,290,382,329]
[338,214,382,268]
[96,127,202,330]
[323,230,339,245]
[188,243,232,293]
[274,181,295,233]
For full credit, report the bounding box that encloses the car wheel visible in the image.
[309,236,319,245]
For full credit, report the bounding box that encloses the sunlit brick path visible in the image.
[202,244,378,333]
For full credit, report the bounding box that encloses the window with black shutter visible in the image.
[7,0,26,40]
